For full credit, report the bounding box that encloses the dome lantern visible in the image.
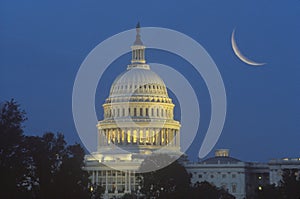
[130,22,146,66]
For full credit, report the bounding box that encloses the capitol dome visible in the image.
[109,67,168,98]
[97,24,181,153]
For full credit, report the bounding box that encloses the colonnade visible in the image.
[91,170,136,194]
[98,128,180,147]
[132,48,145,62]
[105,106,173,119]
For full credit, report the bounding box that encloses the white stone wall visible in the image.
[185,163,247,199]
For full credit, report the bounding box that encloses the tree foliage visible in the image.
[0,99,27,198]
[139,154,190,199]
[257,169,300,199]
[139,154,234,199]
[0,100,92,199]
[189,181,235,199]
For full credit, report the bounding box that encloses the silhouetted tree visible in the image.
[23,133,92,199]
[139,154,190,199]
[257,169,300,199]
[55,143,91,199]
[0,100,92,199]
[122,192,137,199]
[188,181,235,199]
[256,184,283,199]
[280,169,300,199]
[0,99,27,198]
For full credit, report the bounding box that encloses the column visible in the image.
[115,171,118,193]
[125,171,128,192]
[132,49,134,60]
[121,130,125,144]
[113,130,116,144]
[107,129,111,144]
[169,129,174,147]
[151,130,154,145]
[176,130,180,147]
[171,129,175,146]
[133,171,136,191]
[105,171,108,193]
[96,170,99,184]
[92,171,95,184]
[129,129,133,144]
[139,49,142,60]
[103,130,107,146]
[162,129,165,145]
[144,129,147,145]
[128,170,131,192]
[127,129,130,144]
[166,129,169,145]
[156,129,160,145]
[116,129,119,143]
[125,128,128,145]
[172,130,176,147]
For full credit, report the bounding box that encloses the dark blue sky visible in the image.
[1,0,299,162]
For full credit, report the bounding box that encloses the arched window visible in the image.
[140,108,143,116]
[145,108,148,116]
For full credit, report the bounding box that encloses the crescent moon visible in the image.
[231,29,265,66]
